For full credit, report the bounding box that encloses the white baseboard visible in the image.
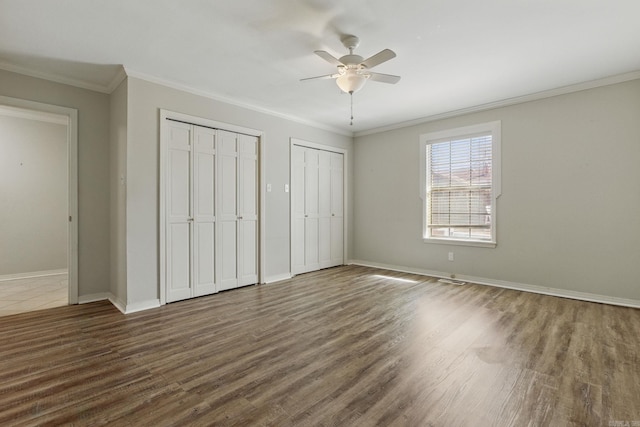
[348,259,640,309]
[78,292,112,304]
[123,299,161,314]
[264,273,293,284]
[0,268,68,282]
[78,292,160,314]
[108,295,127,314]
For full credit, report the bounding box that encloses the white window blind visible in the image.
[422,122,500,245]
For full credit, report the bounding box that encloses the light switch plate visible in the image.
[284,184,289,193]
[266,183,272,192]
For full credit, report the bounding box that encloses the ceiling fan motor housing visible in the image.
[339,54,365,67]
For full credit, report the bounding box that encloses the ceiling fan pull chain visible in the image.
[350,92,354,126]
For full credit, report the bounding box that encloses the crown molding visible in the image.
[4,58,637,139]
[0,104,68,125]
[354,70,640,137]
[106,66,127,93]
[0,60,352,136]
[0,61,113,94]
[123,67,353,137]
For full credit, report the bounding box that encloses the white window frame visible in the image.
[420,121,501,248]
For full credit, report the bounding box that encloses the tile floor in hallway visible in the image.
[0,274,68,317]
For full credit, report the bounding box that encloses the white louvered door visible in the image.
[217,130,258,291]
[217,130,239,291]
[329,152,344,266]
[237,134,258,286]
[291,146,306,275]
[166,121,193,302]
[291,145,344,275]
[165,121,258,302]
[192,126,217,297]
[166,123,217,303]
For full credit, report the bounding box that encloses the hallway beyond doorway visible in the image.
[0,273,67,317]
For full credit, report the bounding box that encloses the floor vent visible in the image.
[438,278,467,286]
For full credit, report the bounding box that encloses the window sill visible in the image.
[422,238,496,248]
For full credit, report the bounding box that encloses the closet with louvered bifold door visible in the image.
[291,144,344,275]
[164,120,258,303]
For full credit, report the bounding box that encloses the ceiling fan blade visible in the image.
[300,73,339,82]
[314,50,344,66]
[367,72,401,84]
[361,49,396,69]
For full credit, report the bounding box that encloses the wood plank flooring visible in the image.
[1,265,639,426]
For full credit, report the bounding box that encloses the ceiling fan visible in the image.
[301,35,400,126]
[302,35,401,95]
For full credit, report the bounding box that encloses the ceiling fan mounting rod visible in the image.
[341,35,360,54]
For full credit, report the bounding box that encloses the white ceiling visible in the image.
[1,0,639,134]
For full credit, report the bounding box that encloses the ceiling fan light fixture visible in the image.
[336,69,368,94]
[301,35,400,125]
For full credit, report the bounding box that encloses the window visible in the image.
[420,121,501,247]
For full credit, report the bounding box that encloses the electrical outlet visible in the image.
[448,252,454,262]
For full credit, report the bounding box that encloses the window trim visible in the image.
[420,121,501,248]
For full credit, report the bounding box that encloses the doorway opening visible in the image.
[0,97,78,316]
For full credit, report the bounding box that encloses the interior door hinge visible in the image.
[69,215,72,222]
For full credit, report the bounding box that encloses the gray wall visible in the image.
[353,78,640,301]
[0,115,67,275]
[0,69,111,297]
[110,79,127,304]
[125,77,353,305]
[7,65,635,308]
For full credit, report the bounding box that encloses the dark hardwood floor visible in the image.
[1,265,639,426]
